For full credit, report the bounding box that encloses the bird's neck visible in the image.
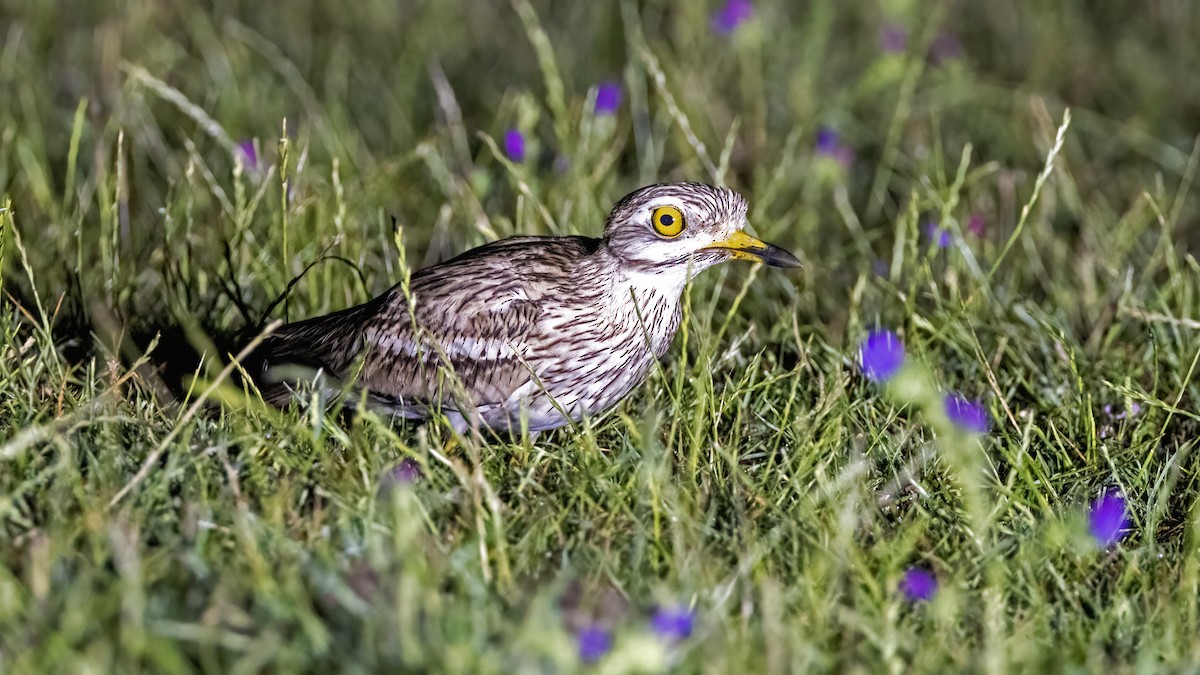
[586,246,686,357]
[618,266,689,302]
[596,240,691,298]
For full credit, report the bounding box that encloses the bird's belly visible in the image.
[489,297,679,431]
[493,349,657,432]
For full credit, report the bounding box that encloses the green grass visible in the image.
[3,0,1200,671]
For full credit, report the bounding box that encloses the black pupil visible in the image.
[659,214,675,227]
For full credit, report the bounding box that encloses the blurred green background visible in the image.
[3,0,1200,672]
[3,0,1197,331]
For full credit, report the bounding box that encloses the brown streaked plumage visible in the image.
[252,182,801,433]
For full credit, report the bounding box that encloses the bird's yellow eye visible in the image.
[651,205,685,238]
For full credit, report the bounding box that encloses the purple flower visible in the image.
[378,458,423,497]
[1089,490,1129,547]
[1103,403,1142,421]
[236,139,259,172]
[504,129,526,163]
[711,0,753,35]
[390,458,422,484]
[650,606,694,642]
[925,221,952,248]
[901,567,937,602]
[594,81,623,116]
[880,23,908,53]
[944,393,990,433]
[576,626,612,663]
[859,330,906,383]
[966,213,986,237]
[815,128,855,168]
[815,128,840,155]
[930,31,963,65]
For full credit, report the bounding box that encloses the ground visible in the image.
[2,0,1200,672]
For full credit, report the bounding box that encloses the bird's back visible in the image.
[253,235,605,423]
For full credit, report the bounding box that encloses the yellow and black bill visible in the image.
[703,231,802,268]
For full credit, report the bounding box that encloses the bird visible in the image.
[250,182,801,435]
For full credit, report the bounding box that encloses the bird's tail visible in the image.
[242,301,378,407]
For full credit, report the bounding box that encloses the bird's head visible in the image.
[602,182,801,281]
